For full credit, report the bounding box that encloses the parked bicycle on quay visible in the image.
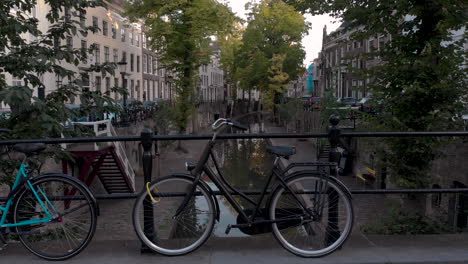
[133,118,354,258]
[0,129,98,261]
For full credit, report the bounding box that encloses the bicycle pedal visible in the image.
[225,224,232,234]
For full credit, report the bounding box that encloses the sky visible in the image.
[222,0,341,66]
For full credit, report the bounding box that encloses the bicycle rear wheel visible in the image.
[269,174,353,257]
[133,175,215,256]
[13,175,97,260]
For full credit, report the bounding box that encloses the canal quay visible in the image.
[2,113,468,264]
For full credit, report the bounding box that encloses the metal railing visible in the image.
[0,115,467,250]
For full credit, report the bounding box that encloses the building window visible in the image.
[79,10,86,27]
[368,39,375,52]
[136,80,141,99]
[114,77,119,99]
[143,55,147,73]
[92,16,99,32]
[152,80,155,100]
[121,28,126,42]
[142,34,147,49]
[358,80,364,87]
[81,40,87,63]
[378,36,385,51]
[113,49,118,62]
[137,56,140,72]
[12,77,22,86]
[122,51,127,63]
[130,80,135,98]
[136,33,140,47]
[111,23,117,39]
[105,77,111,94]
[66,36,73,49]
[104,46,110,62]
[82,74,90,90]
[130,54,134,72]
[152,57,157,75]
[95,76,102,92]
[147,55,152,74]
[103,21,108,36]
[143,80,147,101]
[129,30,133,45]
[38,86,45,99]
[352,79,357,87]
[94,44,100,63]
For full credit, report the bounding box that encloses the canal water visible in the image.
[207,114,276,237]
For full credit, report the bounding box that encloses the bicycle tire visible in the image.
[269,173,353,257]
[133,175,215,256]
[13,175,97,260]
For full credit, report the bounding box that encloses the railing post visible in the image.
[326,115,341,246]
[141,129,154,253]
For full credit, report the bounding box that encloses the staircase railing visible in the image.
[110,125,136,192]
[70,120,136,192]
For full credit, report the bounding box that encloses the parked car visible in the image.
[358,97,374,113]
[337,97,357,107]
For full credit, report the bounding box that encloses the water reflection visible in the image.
[211,114,275,236]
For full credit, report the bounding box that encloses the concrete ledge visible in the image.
[3,234,468,264]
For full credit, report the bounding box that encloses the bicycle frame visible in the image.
[174,137,320,226]
[0,163,57,229]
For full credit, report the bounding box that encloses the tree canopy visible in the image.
[286,0,467,188]
[125,0,237,133]
[0,0,120,140]
[235,0,309,109]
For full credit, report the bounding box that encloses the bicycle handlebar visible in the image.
[228,122,248,131]
[212,118,248,132]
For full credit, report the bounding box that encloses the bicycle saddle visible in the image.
[13,143,47,155]
[266,146,296,158]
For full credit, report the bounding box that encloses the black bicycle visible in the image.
[133,118,353,257]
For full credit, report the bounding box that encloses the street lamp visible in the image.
[118,59,128,126]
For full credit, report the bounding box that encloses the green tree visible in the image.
[0,0,121,140]
[0,0,124,185]
[125,0,236,138]
[218,23,244,100]
[236,0,309,112]
[287,0,467,188]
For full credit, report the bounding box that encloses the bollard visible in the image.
[326,115,341,246]
[141,129,154,253]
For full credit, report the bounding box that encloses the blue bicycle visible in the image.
[0,138,98,260]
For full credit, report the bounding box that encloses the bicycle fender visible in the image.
[172,173,220,222]
[284,170,353,200]
[36,173,100,216]
[267,170,353,210]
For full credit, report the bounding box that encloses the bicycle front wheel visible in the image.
[269,174,353,257]
[133,175,215,256]
[13,175,97,260]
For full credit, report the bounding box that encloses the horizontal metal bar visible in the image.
[0,136,141,145]
[2,188,467,202]
[341,131,468,137]
[0,131,466,145]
